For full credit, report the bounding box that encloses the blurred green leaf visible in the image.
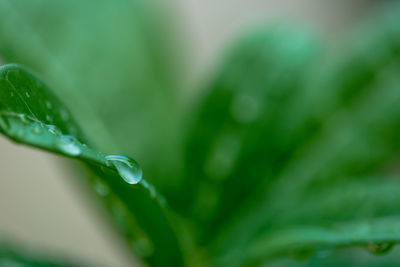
[0,64,184,267]
[177,26,321,245]
[211,6,400,264]
[0,239,86,267]
[243,217,400,266]
[272,176,400,227]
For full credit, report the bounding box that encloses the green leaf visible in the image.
[0,0,184,190]
[242,217,400,266]
[271,177,400,227]
[0,238,86,267]
[206,5,400,264]
[0,64,184,267]
[213,60,400,264]
[176,25,321,244]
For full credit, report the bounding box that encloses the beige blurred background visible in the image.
[0,1,378,266]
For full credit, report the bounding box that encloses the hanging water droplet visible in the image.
[46,114,52,122]
[10,92,14,97]
[105,155,143,184]
[47,125,61,136]
[366,242,395,255]
[45,101,52,109]
[25,92,30,98]
[58,135,81,156]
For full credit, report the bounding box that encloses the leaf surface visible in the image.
[0,64,184,267]
[243,217,400,266]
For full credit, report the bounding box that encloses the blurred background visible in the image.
[0,0,386,266]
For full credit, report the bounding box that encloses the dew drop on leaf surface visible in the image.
[30,123,43,134]
[18,114,29,124]
[45,101,52,109]
[366,242,395,255]
[47,125,62,136]
[57,135,82,156]
[60,108,69,121]
[93,180,109,197]
[105,155,143,185]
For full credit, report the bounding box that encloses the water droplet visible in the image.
[25,92,30,98]
[141,180,157,198]
[31,123,43,134]
[366,242,395,255]
[132,238,154,258]
[45,101,52,109]
[47,125,61,136]
[15,127,26,139]
[60,108,69,121]
[316,249,332,259]
[46,114,51,122]
[10,92,14,97]
[58,135,81,156]
[93,180,109,197]
[205,133,241,180]
[105,155,143,184]
[17,114,29,124]
[69,125,78,136]
[230,93,261,123]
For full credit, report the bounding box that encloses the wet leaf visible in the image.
[0,64,184,267]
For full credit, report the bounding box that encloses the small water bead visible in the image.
[17,114,29,124]
[316,249,332,259]
[69,125,78,136]
[366,242,395,255]
[60,108,70,121]
[205,132,241,180]
[25,92,30,98]
[45,101,52,109]
[47,125,62,136]
[57,135,82,156]
[132,238,154,258]
[30,123,43,134]
[15,126,26,139]
[105,155,143,185]
[93,180,109,197]
[141,180,157,199]
[230,93,261,123]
